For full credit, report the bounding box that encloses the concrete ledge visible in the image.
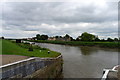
[0,55,63,79]
[0,55,62,69]
[101,65,119,80]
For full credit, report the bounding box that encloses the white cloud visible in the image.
[1,1,118,39]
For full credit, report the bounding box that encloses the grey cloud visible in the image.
[3,2,118,26]
[1,2,118,38]
[54,3,117,23]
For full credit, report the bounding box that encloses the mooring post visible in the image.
[48,51,50,54]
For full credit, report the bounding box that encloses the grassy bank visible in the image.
[30,40,119,48]
[1,39,61,57]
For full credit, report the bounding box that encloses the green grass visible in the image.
[1,39,61,57]
[30,40,119,48]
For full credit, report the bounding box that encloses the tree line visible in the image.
[35,32,119,42]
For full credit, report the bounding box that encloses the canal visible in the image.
[36,43,118,78]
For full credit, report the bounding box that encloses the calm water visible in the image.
[36,43,118,78]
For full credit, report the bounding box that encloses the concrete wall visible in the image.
[118,67,120,80]
[0,55,63,79]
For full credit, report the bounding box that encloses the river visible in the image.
[36,43,118,78]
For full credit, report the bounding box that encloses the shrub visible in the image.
[28,46,33,51]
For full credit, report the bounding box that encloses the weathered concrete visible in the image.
[118,66,120,80]
[1,55,29,66]
[102,65,120,80]
[0,55,63,79]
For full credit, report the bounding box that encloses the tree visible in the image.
[64,34,70,38]
[1,36,4,39]
[107,37,113,42]
[79,32,96,41]
[40,35,48,40]
[94,36,100,41]
[36,34,48,40]
[114,38,118,42]
[59,36,62,38]
[36,34,41,40]
[76,36,80,41]
[70,37,74,41]
[101,39,105,42]
[64,34,72,41]
[55,36,59,38]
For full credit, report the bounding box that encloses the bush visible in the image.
[28,46,33,51]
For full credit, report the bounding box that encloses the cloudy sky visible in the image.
[0,0,119,39]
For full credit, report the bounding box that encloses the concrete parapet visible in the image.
[0,55,63,79]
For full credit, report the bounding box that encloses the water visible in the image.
[36,43,118,78]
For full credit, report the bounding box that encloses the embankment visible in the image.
[0,55,63,79]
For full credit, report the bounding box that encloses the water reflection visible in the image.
[37,43,118,78]
[79,46,98,55]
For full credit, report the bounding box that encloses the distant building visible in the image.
[27,37,37,40]
[63,37,71,41]
[48,37,71,41]
[48,37,56,41]
[32,37,37,40]
[27,38,32,40]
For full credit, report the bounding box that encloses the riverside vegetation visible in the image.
[29,32,119,48]
[1,39,61,57]
[30,40,119,48]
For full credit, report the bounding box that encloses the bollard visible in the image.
[48,51,50,54]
